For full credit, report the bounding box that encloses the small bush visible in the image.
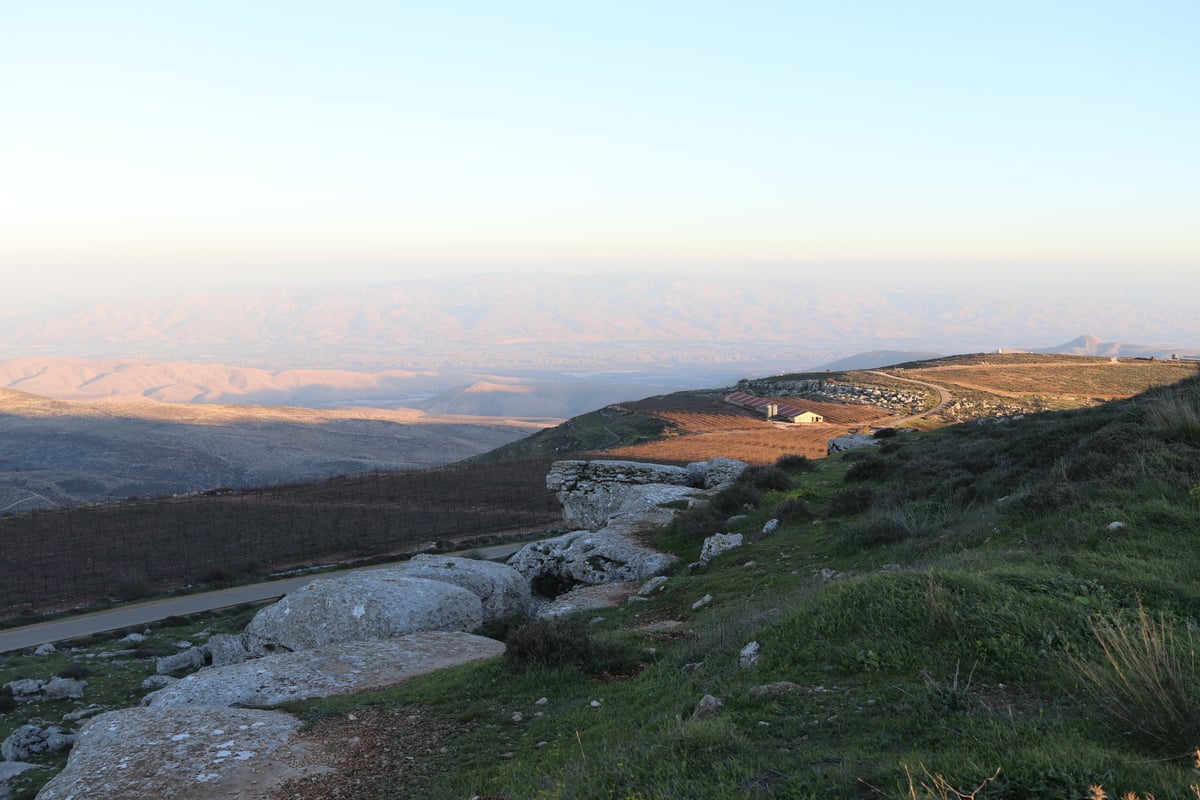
[774,497,813,522]
[741,465,792,491]
[829,487,876,517]
[504,616,620,674]
[873,427,899,439]
[846,514,908,546]
[845,458,888,482]
[0,684,13,712]
[57,662,90,680]
[1074,602,1200,753]
[775,454,817,473]
[711,483,763,515]
[671,502,725,539]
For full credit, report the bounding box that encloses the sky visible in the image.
[1,1,1197,312]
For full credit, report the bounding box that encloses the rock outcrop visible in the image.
[144,632,504,708]
[699,532,743,564]
[35,707,331,800]
[397,555,531,621]
[546,459,700,530]
[688,457,748,489]
[2,724,75,762]
[3,677,86,703]
[827,434,881,454]
[508,523,679,591]
[244,572,482,654]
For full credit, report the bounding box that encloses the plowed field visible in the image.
[603,394,895,464]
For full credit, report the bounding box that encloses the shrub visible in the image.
[873,427,899,439]
[671,502,725,540]
[741,465,792,491]
[57,662,90,680]
[845,458,888,482]
[1145,394,1200,445]
[0,684,13,712]
[774,497,813,523]
[711,483,763,515]
[775,454,817,473]
[504,616,620,674]
[828,487,875,517]
[1073,602,1200,753]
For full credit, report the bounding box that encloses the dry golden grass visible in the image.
[904,361,1197,399]
[603,394,896,464]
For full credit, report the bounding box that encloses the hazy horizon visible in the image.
[2,3,1196,317]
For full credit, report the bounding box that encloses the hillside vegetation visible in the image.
[272,370,1200,798]
[0,460,560,620]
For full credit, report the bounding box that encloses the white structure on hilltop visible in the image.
[724,391,824,424]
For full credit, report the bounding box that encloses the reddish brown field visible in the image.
[604,394,896,465]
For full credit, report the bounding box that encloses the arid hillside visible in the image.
[483,353,1200,466]
[0,388,548,510]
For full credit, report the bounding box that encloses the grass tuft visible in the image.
[1074,602,1200,754]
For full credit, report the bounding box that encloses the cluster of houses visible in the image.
[723,391,824,424]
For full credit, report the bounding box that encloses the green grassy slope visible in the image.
[285,373,1200,798]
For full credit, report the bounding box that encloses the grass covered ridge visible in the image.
[268,374,1200,798]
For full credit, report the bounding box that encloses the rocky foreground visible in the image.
[5,457,747,800]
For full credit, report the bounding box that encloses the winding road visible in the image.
[866,370,953,425]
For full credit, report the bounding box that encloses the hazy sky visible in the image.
[2,1,1197,311]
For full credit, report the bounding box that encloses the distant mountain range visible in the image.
[1034,334,1196,358]
[3,276,1197,372]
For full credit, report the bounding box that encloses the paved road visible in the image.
[0,542,524,654]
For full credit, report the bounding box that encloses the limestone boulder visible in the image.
[156,647,206,675]
[2,724,75,762]
[243,572,482,654]
[535,582,640,618]
[35,707,331,800]
[546,459,699,530]
[688,457,749,489]
[827,434,881,455]
[398,555,531,621]
[202,634,252,668]
[145,632,505,708]
[700,532,744,564]
[508,525,678,591]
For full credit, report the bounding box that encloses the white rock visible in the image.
[637,576,669,596]
[508,527,678,591]
[546,459,703,530]
[244,572,483,653]
[398,555,532,621]
[145,633,504,708]
[36,707,331,800]
[700,532,743,564]
[1107,521,1126,531]
[692,694,725,720]
[739,641,761,669]
[33,643,56,655]
[692,594,713,610]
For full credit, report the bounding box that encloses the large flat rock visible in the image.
[244,571,483,653]
[35,707,330,800]
[145,632,505,708]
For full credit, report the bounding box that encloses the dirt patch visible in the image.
[271,708,468,800]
